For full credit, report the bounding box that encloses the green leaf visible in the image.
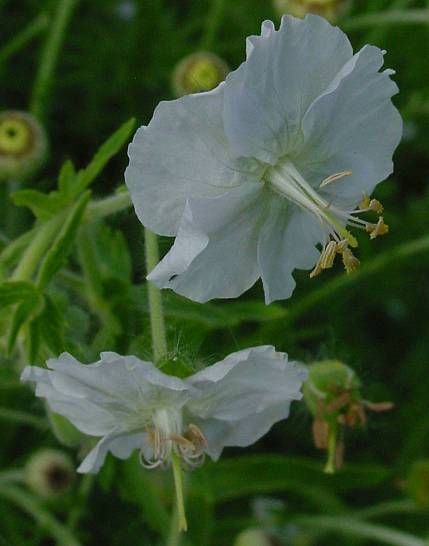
[0,281,38,308]
[58,159,76,197]
[7,291,44,355]
[36,191,91,290]
[37,295,65,355]
[73,118,135,195]
[11,189,64,220]
[191,455,391,505]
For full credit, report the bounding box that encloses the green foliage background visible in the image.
[0,1,429,545]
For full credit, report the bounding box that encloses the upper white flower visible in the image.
[21,347,306,474]
[125,15,402,304]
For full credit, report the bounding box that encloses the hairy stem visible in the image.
[144,229,168,363]
[200,0,227,49]
[344,9,429,31]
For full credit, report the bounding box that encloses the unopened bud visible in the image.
[274,0,352,23]
[172,52,229,97]
[0,111,48,182]
[25,449,74,498]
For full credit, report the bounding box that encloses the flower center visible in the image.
[0,117,32,156]
[265,159,388,278]
[139,408,207,469]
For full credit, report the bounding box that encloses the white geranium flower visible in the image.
[21,347,306,473]
[125,15,402,303]
[22,348,305,530]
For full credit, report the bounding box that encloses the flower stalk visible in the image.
[144,228,168,363]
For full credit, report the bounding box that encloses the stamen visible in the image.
[319,170,352,188]
[366,217,389,239]
[341,247,360,274]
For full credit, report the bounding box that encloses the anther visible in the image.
[366,217,389,239]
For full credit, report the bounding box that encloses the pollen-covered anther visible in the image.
[359,194,384,214]
[367,217,389,239]
[309,241,338,278]
[340,246,360,274]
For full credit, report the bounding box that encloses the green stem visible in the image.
[30,0,78,121]
[285,233,429,324]
[0,469,25,485]
[343,9,429,31]
[324,424,337,474]
[0,13,49,65]
[171,453,187,534]
[294,515,425,546]
[0,407,47,430]
[144,229,168,363]
[86,188,131,222]
[200,0,227,49]
[356,500,422,520]
[0,484,82,546]
[11,215,62,281]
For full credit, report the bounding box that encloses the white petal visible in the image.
[187,347,307,422]
[223,15,353,164]
[125,85,262,236]
[297,45,402,205]
[148,182,267,302]
[198,404,291,461]
[78,430,147,474]
[257,197,322,304]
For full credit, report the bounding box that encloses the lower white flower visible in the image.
[22,347,306,530]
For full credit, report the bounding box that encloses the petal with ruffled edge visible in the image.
[257,195,322,304]
[187,345,306,423]
[21,353,192,435]
[125,85,263,236]
[223,15,353,165]
[148,182,268,302]
[295,45,402,206]
[78,429,147,474]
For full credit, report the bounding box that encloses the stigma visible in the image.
[265,159,389,278]
[139,408,207,470]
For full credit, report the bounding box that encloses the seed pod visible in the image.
[172,52,229,97]
[25,449,74,498]
[0,111,48,182]
[274,0,352,23]
[234,529,280,546]
[407,460,429,509]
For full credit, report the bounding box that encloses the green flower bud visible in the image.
[303,360,361,418]
[172,52,229,97]
[234,529,280,546]
[25,449,74,498]
[407,460,429,509]
[274,0,352,23]
[0,111,48,182]
[304,360,392,473]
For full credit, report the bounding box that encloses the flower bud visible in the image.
[274,0,352,23]
[304,360,392,473]
[234,529,280,546]
[172,52,229,97]
[25,449,75,498]
[0,111,48,182]
[407,460,429,509]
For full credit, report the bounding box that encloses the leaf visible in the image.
[58,159,76,197]
[11,189,64,220]
[0,281,38,308]
[7,291,44,355]
[36,191,91,290]
[191,455,391,505]
[73,118,135,195]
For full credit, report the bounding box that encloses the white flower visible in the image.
[125,15,402,303]
[21,347,306,474]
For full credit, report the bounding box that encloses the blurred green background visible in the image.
[0,1,429,545]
